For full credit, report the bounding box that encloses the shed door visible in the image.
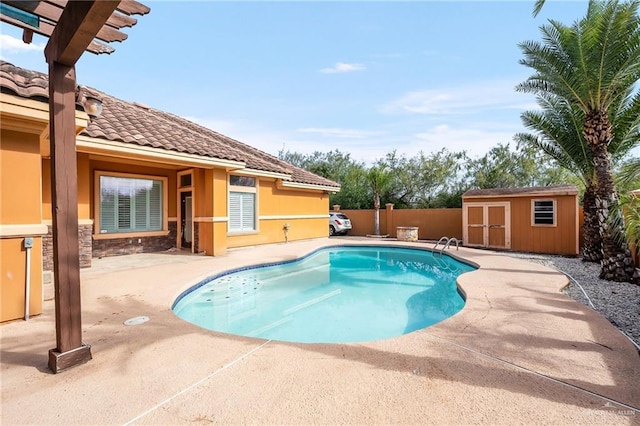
[467,206,485,246]
[463,202,511,249]
[487,205,506,248]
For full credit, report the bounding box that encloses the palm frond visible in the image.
[617,157,640,188]
[533,0,546,17]
[609,192,640,249]
[609,87,640,162]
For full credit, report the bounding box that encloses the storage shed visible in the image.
[462,185,579,255]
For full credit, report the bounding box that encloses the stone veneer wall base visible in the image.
[92,222,177,259]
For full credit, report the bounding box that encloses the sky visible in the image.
[0,0,606,164]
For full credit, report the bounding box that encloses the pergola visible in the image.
[0,0,150,373]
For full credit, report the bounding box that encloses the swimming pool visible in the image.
[172,246,475,343]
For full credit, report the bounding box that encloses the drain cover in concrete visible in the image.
[124,316,149,326]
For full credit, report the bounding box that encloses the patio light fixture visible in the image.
[83,94,103,118]
[76,86,103,119]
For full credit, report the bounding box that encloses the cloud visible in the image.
[297,127,381,139]
[0,34,45,56]
[382,80,533,115]
[319,62,366,74]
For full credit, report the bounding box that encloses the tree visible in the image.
[278,149,369,209]
[517,0,640,282]
[465,142,575,190]
[381,149,468,208]
[367,164,392,235]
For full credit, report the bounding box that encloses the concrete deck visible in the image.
[1,237,639,425]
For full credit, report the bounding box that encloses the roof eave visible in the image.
[463,189,579,199]
[76,135,246,169]
[278,179,340,193]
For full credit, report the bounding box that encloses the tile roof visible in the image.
[0,61,340,190]
[463,185,579,198]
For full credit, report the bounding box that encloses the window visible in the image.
[229,175,256,232]
[179,173,192,188]
[99,174,164,234]
[230,175,255,187]
[533,199,555,225]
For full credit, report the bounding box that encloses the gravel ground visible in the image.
[507,252,640,350]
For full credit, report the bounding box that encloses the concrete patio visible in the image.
[1,237,638,425]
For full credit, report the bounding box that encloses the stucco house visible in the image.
[0,61,340,322]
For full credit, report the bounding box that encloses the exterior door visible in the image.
[487,205,506,247]
[181,192,192,249]
[466,206,485,246]
[463,202,510,249]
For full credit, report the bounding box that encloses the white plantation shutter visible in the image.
[229,192,255,231]
[229,192,242,230]
[149,180,162,229]
[99,175,163,233]
[134,181,148,229]
[241,193,255,230]
[117,179,132,230]
[100,177,117,233]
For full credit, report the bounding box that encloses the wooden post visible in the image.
[47,62,91,373]
[43,0,122,374]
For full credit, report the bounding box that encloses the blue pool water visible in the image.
[172,246,475,343]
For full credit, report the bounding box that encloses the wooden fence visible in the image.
[336,204,638,266]
[338,205,462,240]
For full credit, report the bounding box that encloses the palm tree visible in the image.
[517,0,640,282]
[517,89,640,263]
[367,165,392,236]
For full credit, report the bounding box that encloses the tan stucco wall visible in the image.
[192,168,228,256]
[0,238,43,322]
[42,153,91,221]
[1,130,42,224]
[1,129,44,321]
[226,179,330,249]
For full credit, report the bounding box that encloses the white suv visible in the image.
[329,212,352,236]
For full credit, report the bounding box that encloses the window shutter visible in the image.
[149,180,162,230]
[100,176,117,233]
[134,180,149,229]
[117,180,132,231]
[229,192,242,231]
[241,193,255,230]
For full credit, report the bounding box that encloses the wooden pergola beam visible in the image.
[4,0,129,42]
[45,1,120,66]
[0,15,115,54]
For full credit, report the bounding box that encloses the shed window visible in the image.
[533,200,555,225]
[99,175,163,233]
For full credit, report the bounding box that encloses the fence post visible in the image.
[385,203,394,237]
